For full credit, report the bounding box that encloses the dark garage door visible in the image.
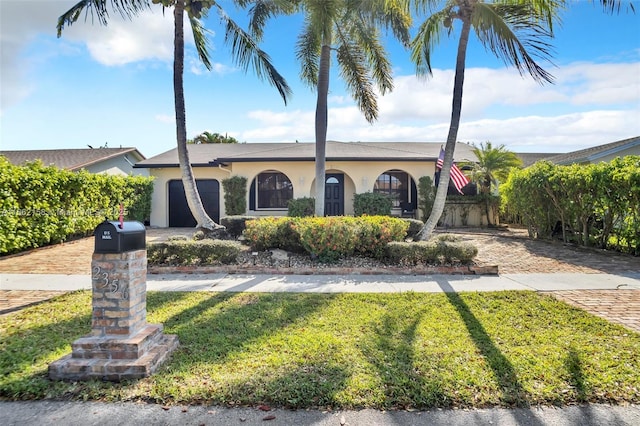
[168,179,220,227]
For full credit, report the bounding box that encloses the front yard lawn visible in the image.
[1,290,638,409]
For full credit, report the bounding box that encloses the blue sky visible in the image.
[1,1,639,158]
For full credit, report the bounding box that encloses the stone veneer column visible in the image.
[49,249,178,382]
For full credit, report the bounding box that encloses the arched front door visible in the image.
[324,173,344,216]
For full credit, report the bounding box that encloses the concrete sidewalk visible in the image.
[2,272,640,293]
[1,400,639,426]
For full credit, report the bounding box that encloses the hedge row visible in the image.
[501,157,640,254]
[147,239,242,265]
[386,234,478,265]
[243,216,409,261]
[0,157,154,254]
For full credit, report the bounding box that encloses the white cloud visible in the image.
[60,8,181,66]
[0,0,214,111]
[238,60,640,151]
[0,0,76,112]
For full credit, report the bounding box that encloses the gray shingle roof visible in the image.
[514,152,558,167]
[545,136,640,165]
[135,141,478,168]
[0,148,145,170]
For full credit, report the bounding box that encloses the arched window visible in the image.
[254,171,293,209]
[374,170,408,207]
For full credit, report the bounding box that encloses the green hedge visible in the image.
[0,157,154,254]
[243,216,409,261]
[221,176,247,215]
[147,240,241,265]
[287,197,315,217]
[353,192,393,216]
[386,234,478,265]
[501,157,640,254]
[220,216,256,238]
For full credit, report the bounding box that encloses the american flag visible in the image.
[436,147,470,194]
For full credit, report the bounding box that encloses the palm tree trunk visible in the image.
[417,16,472,241]
[314,44,331,217]
[173,2,219,230]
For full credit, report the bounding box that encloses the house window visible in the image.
[256,172,293,209]
[374,170,408,207]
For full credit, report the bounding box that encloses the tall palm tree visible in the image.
[412,0,557,240]
[247,0,411,216]
[412,0,628,241]
[57,0,290,231]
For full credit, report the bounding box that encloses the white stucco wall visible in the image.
[146,160,442,227]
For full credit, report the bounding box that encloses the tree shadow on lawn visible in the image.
[148,291,339,404]
[435,279,538,410]
[0,291,192,398]
[361,312,450,409]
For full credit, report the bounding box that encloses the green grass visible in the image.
[1,290,639,409]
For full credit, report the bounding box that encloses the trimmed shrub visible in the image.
[437,240,478,263]
[275,218,304,253]
[386,241,440,265]
[294,217,358,261]
[243,215,408,262]
[221,176,247,215]
[243,217,281,251]
[288,197,315,217]
[354,216,409,258]
[147,240,241,266]
[220,216,256,238]
[386,238,478,265]
[353,192,393,216]
[404,219,424,240]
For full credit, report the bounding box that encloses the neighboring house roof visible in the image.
[0,148,146,171]
[514,152,557,168]
[134,141,478,168]
[545,136,640,165]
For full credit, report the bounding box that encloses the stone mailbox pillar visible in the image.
[49,221,178,381]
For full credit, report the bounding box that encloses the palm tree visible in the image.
[412,0,556,240]
[466,141,522,195]
[247,0,411,216]
[57,0,290,231]
[464,141,522,225]
[412,0,628,241]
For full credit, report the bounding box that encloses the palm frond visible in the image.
[189,12,213,70]
[472,2,555,85]
[214,4,292,105]
[596,0,635,13]
[57,0,150,37]
[347,17,393,94]
[243,0,300,40]
[335,41,378,123]
[499,0,565,33]
[305,0,340,42]
[296,18,321,87]
[410,8,451,77]
[350,0,412,46]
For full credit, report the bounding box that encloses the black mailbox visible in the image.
[94,220,146,253]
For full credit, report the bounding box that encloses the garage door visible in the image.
[168,179,220,227]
